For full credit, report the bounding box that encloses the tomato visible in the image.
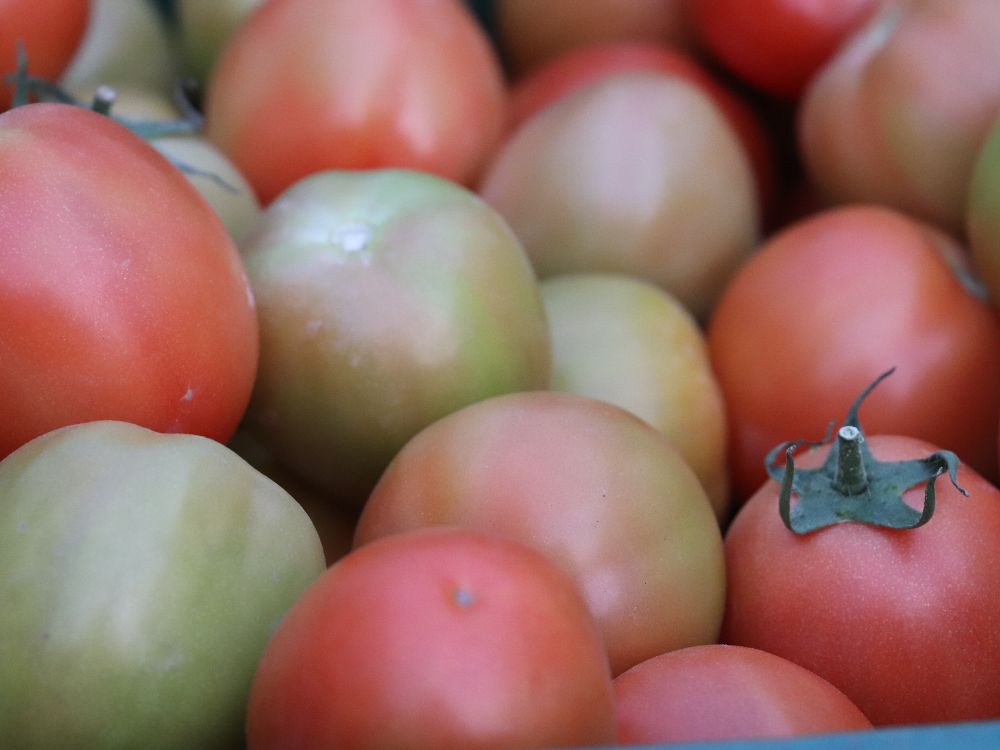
[724,431,1000,726]
[506,41,777,218]
[541,272,730,519]
[614,644,872,744]
[479,72,759,320]
[175,0,265,85]
[707,204,1000,502]
[967,108,1000,309]
[0,420,325,747]
[1,0,90,110]
[690,0,877,99]
[354,390,726,676]
[799,0,1000,235]
[204,0,507,204]
[495,0,697,77]
[59,0,175,97]
[246,527,617,750]
[0,103,258,460]
[239,168,550,506]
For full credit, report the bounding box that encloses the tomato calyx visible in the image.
[765,368,968,535]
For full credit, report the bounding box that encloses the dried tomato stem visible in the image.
[833,425,867,495]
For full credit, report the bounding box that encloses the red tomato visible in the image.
[354,391,726,676]
[507,42,777,217]
[690,0,877,99]
[707,204,1000,501]
[204,0,507,204]
[1,0,90,110]
[0,103,258,459]
[496,0,696,77]
[246,527,617,750]
[614,644,872,744]
[724,433,1000,726]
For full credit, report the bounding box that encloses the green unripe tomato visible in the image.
[0,421,326,749]
[240,168,552,505]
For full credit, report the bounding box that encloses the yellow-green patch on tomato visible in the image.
[0,421,326,749]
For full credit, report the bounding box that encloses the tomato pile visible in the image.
[2,0,1000,748]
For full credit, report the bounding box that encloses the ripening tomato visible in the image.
[614,645,872,744]
[204,0,507,204]
[724,433,1000,726]
[355,390,726,676]
[1,0,90,110]
[799,0,1000,235]
[507,42,776,217]
[246,527,618,750]
[480,72,760,320]
[541,273,730,519]
[690,0,877,99]
[0,103,258,460]
[708,204,1000,501]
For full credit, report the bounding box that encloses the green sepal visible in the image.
[764,368,969,535]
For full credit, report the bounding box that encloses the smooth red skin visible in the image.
[724,434,1000,726]
[0,103,258,459]
[246,528,617,750]
[615,644,872,744]
[691,0,878,98]
[507,42,776,217]
[355,391,726,677]
[707,204,1000,502]
[1,0,90,110]
[204,0,507,204]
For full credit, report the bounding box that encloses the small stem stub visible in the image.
[765,368,969,535]
[832,425,868,495]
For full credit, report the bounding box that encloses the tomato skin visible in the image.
[1,0,90,109]
[690,0,877,99]
[240,169,550,505]
[496,0,696,77]
[204,0,507,204]
[723,434,1000,726]
[507,42,776,218]
[355,391,726,676]
[799,0,1000,234]
[0,103,258,460]
[0,420,325,748]
[541,273,730,519]
[707,204,1000,501]
[480,72,760,320]
[614,644,872,744]
[246,527,617,750]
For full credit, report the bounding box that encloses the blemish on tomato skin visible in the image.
[451,585,477,609]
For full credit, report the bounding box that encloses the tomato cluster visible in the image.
[3,0,1000,748]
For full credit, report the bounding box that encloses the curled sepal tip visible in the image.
[765,368,969,535]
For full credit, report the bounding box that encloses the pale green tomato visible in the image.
[541,273,729,518]
[60,0,177,98]
[967,110,1000,310]
[240,169,552,505]
[176,0,265,84]
[0,421,326,749]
